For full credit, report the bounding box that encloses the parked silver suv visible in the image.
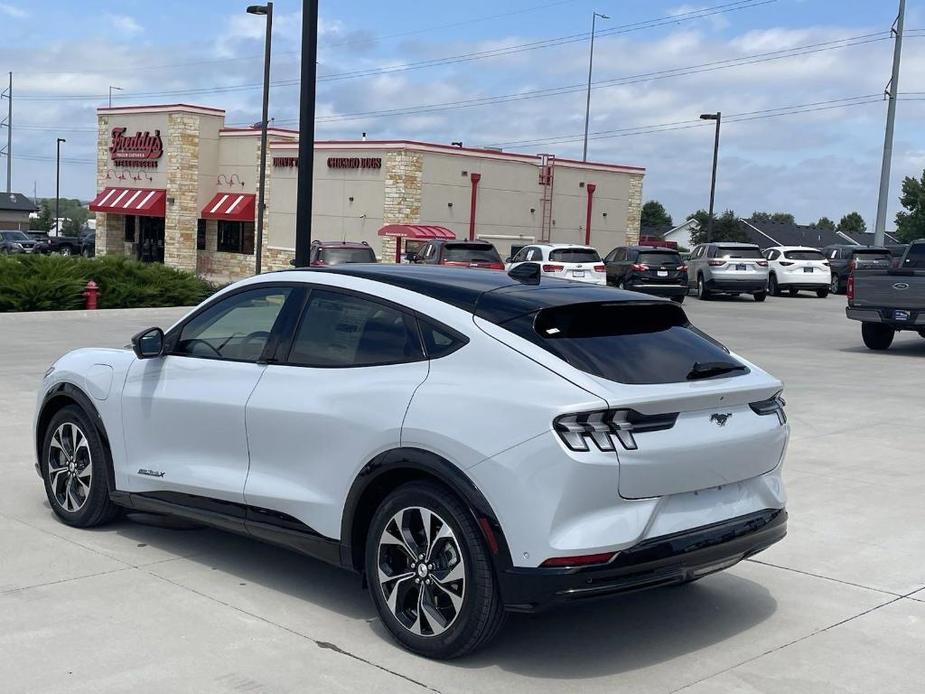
[688,242,769,301]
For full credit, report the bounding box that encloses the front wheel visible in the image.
[769,274,780,296]
[830,275,841,295]
[861,322,894,351]
[366,481,505,659]
[697,276,712,300]
[58,246,73,256]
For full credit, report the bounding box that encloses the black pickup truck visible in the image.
[846,240,925,350]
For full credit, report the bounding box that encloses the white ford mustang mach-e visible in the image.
[34,265,788,659]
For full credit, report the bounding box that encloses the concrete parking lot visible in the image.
[1,295,923,693]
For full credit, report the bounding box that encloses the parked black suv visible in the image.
[0,230,40,254]
[822,245,892,294]
[603,245,688,302]
[411,239,505,270]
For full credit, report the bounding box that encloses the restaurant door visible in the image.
[137,216,165,263]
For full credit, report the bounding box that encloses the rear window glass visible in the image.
[549,248,601,263]
[637,252,682,265]
[784,250,824,261]
[444,244,503,263]
[902,243,925,268]
[853,249,890,259]
[504,302,746,385]
[718,246,762,259]
[321,247,376,264]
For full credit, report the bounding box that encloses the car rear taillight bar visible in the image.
[708,260,726,266]
[593,264,606,272]
[757,260,768,267]
[632,263,649,271]
[554,409,679,452]
[749,392,787,425]
[543,264,565,272]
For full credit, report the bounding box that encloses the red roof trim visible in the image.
[97,103,225,114]
[377,224,457,240]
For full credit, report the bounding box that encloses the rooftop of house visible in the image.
[0,193,39,214]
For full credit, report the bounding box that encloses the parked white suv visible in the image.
[688,242,769,301]
[33,266,788,659]
[505,243,606,285]
[763,246,831,298]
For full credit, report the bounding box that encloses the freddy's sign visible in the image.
[109,127,163,168]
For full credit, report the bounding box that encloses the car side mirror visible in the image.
[131,327,165,359]
[404,251,417,262]
[505,256,513,264]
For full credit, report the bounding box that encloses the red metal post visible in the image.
[83,280,99,310]
[394,236,402,263]
[468,172,482,241]
[584,183,596,246]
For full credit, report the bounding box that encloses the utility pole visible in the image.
[2,72,11,193]
[874,0,905,247]
[582,12,609,163]
[700,112,722,243]
[247,2,274,274]
[56,138,66,236]
[294,0,319,267]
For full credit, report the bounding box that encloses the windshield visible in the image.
[1,231,30,241]
[503,302,746,385]
[718,246,762,259]
[549,248,601,263]
[321,247,376,265]
[784,250,824,261]
[638,252,682,265]
[444,244,503,264]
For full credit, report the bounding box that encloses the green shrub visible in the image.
[0,254,214,313]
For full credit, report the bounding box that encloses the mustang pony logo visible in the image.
[710,413,733,427]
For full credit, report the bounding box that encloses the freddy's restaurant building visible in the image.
[92,104,645,283]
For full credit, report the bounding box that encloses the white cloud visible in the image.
[106,14,143,36]
[0,3,26,18]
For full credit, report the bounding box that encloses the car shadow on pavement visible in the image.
[838,341,925,357]
[104,513,776,677]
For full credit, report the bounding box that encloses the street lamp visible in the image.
[55,137,65,237]
[294,0,319,267]
[247,2,273,275]
[700,112,721,242]
[582,11,609,162]
[108,85,123,108]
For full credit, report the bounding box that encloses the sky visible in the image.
[2,0,925,230]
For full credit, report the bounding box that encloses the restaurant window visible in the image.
[124,215,136,243]
[197,219,207,251]
[217,221,255,254]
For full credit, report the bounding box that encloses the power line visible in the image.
[14,0,777,102]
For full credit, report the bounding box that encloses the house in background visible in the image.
[643,218,700,250]
[739,220,859,250]
[0,193,39,231]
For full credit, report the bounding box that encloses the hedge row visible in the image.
[0,254,214,312]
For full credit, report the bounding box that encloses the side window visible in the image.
[174,287,292,362]
[418,321,467,359]
[604,249,616,262]
[614,248,625,261]
[288,290,424,368]
[422,243,435,261]
[526,247,542,261]
[691,245,703,259]
[511,247,528,263]
[707,246,718,258]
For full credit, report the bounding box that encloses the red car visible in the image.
[411,239,505,270]
[309,240,378,266]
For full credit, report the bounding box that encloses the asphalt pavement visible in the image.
[1,293,923,693]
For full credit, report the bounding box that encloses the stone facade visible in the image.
[381,151,423,263]
[624,173,644,246]
[95,115,120,257]
[163,113,200,273]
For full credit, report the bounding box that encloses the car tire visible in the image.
[40,405,120,528]
[697,275,711,300]
[861,322,895,351]
[59,247,72,256]
[816,287,829,298]
[769,274,780,296]
[830,275,841,295]
[788,287,798,296]
[366,481,505,660]
[753,291,767,302]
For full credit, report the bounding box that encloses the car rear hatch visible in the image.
[442,243,505,270]
[712,247,767,278]
[546,248,605,282]
[780,250,828,279]
[635,251,686,284]
[487,299,787,499]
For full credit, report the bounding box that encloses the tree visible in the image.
[30,202,52,232]
[814,217,836,231]
[895,169,925,243]
[62,217,83,236]
[749,211,794,224]
[641,200,673,228]
[689,209,747,245]
[838,212,867,233]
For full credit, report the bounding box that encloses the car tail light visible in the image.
[849,259,856,271]
[847,273,855,300]
[310,259,327,266]
[779,261,794,266]
[757,260,768,267]
[554,409,678,452]
[487,262,505,271]
[543,264,565,272]
[749,392,787,425]
[540,552,616,568]
[631,263,649,271]
[593,264,606,272]
[708,260,725,267]
[678,264,688,272]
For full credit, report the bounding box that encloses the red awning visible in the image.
[89,187,166,217]
[201,193,256,222]
[377,224,456,240]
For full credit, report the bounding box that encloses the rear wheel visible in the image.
[753,291,767,302]
[769,274,781,296]
[41,405,119,527]
[830,275,841,295]
[861,322,895,351]
[59,246,73,256]
[366,481,505,659]
[697,275,712,300]
[788,287,799,296]
[816,287,829,298]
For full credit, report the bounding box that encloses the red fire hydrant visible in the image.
[83,281,99,310]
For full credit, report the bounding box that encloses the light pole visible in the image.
[294,0,319,267]
[582,11,609,162]
[700,112,721,242]
[247,2,273,274]
[55,137,65,237]
[108,85,123,108]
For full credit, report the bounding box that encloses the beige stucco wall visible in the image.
[0,211,32,230]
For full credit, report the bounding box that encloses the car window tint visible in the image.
[444,244,503,263]
[549,248,601,263]
[637,252,682,265]
[175,287,292,362]
[784,250,825,261]
[852,249,891,260]
[321,247,376,264]
[903,243,925,268]
[289,290,424,368]
[418,321,467,359]
[718,246,762,259]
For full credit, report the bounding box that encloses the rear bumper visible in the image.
[624,281,688,297]
[499,508,787,612]
[776,277,829,288]
[707,278,768,293]
[846,306,925,327]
